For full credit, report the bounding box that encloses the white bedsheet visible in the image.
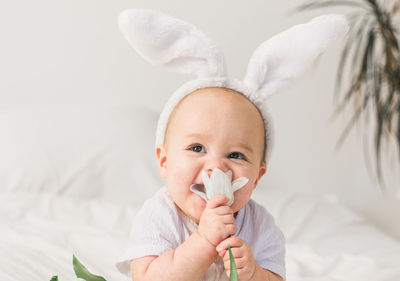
[1,190,400,281]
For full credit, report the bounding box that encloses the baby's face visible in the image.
[156,87,266,223]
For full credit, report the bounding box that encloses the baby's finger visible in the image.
[225,223,237,237]
[223,246,245,263]
[229,256,246,269]
[224,258,247,277]
[216,236,243,252]
[213,205,234,216]
[217,249,227,258]
[206,195,230,209]
[219,214,235,224]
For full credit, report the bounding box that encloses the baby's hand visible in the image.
[197,195,236,247]
[216,236,256,281]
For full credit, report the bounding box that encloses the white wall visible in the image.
[1,0,399,239]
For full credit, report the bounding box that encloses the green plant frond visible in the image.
[396,97,400,161]
[386,95,398,130]
[364,25,388,187]
[365,65,385,187]
[374,109,385,184]
[335,15,375,102]
[382,86,396,133]
[330,67,378,123]
[361,28,377,74]
[297,0,368,11]
[365,0,385,22]
[373,81,385,185]
[367,65,381,125]
[338,65,376,139]
[330,77,362,122]
[334,48,377,114]
[351,21,377,68]
[372,64,382,96]
[388,28,399,51]
[335,13,369,97]
[335,88,371,149]
[336,20,377,112]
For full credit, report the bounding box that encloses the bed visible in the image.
[1,104,400,281]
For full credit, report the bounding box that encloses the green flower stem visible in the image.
[228,244,239,281]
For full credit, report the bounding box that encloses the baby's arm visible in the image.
[130,195,236,281]
[217,237,284,281]
[130,231,216,281]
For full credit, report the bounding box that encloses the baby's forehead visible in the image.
[187,87,246,100]
[168,87,265,133]
[176,87,254,111]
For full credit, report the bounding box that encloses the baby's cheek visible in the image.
[168,166,190,186]
[232,186,253,212]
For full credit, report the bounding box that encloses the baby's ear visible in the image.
[118,9,227,78]
[243,14,349,100]
[254,165,267,188]
[156,145,167,179]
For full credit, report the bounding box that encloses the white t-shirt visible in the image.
[116,186,286,280]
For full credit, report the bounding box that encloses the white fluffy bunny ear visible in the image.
[244,14,349,100]
[118,9,227,78]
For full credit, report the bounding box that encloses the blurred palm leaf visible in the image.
[298,0,400,189]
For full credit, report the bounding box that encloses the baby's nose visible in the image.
[204,156,229,177]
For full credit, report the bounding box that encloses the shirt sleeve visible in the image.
[246,200,286,280]
[115,189,182,276]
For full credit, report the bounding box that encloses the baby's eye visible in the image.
[228,152,245,160]
[190,144,206,153]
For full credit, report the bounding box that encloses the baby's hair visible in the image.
[163,87,267,167]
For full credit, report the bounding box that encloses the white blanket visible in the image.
[1,190,400,281]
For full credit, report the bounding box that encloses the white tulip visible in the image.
[189,168,248,206]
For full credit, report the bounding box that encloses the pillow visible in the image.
[0,104,164,203]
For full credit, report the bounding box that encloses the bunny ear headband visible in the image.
[118,9,349,165]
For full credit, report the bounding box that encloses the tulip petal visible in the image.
[201,170,210,187]
[189,184,208,201]
[232,177,249,192]
[226,170,232,181]
[191,168,249,206]
[209,168,227,198]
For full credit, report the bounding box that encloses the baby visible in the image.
[156,86,282,280]
[117,86,285,281]
[116,8,348,281]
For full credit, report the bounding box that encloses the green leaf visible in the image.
[73,255,107,281]
[50,276,58,281]
[228,244,239,281]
